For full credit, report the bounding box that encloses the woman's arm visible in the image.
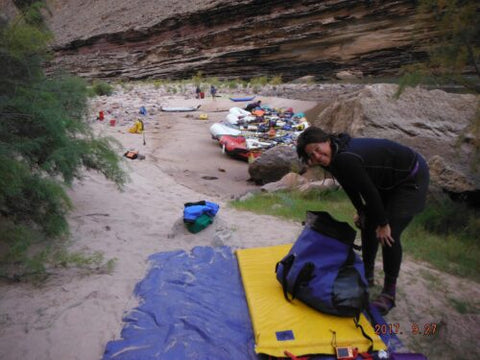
[333,153,388,227]
[334,153,395,246]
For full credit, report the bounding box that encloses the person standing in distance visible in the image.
[210,85,217,100]
[296,127,429,315]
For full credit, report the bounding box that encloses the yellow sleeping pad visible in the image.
[236,244,387,357]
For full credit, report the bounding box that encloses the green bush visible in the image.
[250,76,269,87]
[191,71,204,85]
[270,75,283,85]
[90,80,114,96]
[0,6,126,280]
[414,193,480,244]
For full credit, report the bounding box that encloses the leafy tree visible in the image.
[0,4,127,279]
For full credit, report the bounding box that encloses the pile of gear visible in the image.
[183,200,220,234]
[209,103,309,161]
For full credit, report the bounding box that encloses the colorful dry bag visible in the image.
[183,201,220,234]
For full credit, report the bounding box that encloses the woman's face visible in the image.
[305,141,332,166]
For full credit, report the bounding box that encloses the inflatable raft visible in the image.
[210,122,242,139]
[229,96,256,102]
[218,135,271,161]
[160,105,201,112]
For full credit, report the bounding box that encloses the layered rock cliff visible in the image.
[35,0,430,81]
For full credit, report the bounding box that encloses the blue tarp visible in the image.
[103,246,401,360]
[103,246,257,360]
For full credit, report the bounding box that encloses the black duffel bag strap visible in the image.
[291,262,315,300]
[276,254,295,302]
[184,200,207,207]
[344,247,356,266]
[305,211,356,246]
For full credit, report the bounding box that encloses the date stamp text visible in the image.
[374,322,438,336]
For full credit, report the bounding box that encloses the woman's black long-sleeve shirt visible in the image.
[324,135,418,227]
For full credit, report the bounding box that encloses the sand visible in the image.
[0,85,478,360]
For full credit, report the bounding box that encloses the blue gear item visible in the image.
[276,211,369,317]
[183,201,220,223]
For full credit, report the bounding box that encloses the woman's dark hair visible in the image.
[297,127,351,163]
[296,127,331,163]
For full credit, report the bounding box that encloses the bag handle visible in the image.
[184,200,206,207]
[277,257,316,303]
[291,262,314,301]
[345,248,356,265]
[305,211,356,245]
[276,254,295,302]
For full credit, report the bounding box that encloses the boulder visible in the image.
[260,172,340,193]
[428,155,476,193]
[261,172,308,192]
[248,145,306,185]
[314,84,480,200]
[298,178,340,193]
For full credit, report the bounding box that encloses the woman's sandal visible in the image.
[372,293,396,315]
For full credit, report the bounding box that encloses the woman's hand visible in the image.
[353,212,365,229]
[376,224,395,247]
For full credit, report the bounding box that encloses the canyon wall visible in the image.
[32,0,431,81]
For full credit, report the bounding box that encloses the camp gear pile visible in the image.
[210,105,309,161]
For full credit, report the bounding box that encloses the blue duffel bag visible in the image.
[275,211,369,317]
[183,201,220,223]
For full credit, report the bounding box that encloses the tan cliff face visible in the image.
[34,0,433,81]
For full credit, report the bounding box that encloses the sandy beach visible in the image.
[0,85,478,360]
